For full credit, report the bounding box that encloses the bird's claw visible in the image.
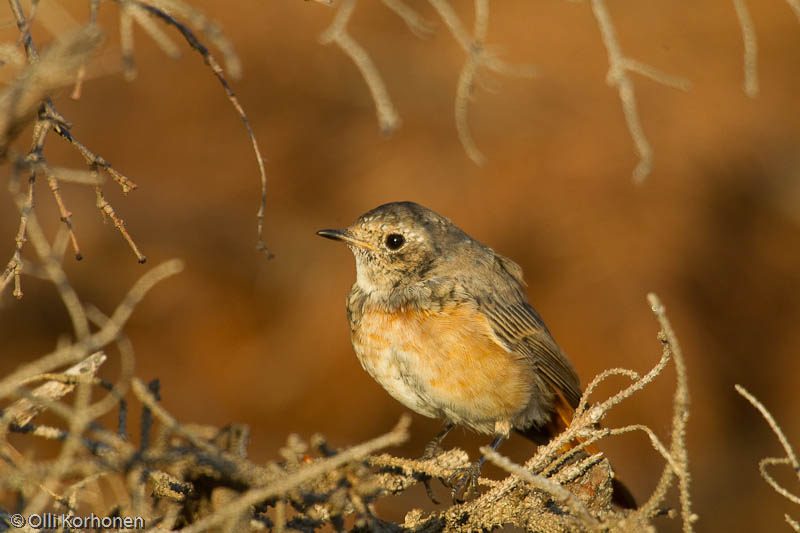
[447,462,482,503]
[420,436,449,504]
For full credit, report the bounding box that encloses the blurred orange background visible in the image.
[2,1,800,530]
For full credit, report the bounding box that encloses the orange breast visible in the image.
[351,304,534,433]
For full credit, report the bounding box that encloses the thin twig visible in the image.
[319,0,401,134]
[787,0,800,22]
[622,58,692,91]
[2,158,34,298]
[129,2,181,60]
[735,384,799,469]
[481,446,599,528]
[427,0,536,77]
[736,384,800,507]
[381,0,433,38]
[0,259,183,400]
[23,349,98,517]
[576,367,640,416]
[82,305,136,423]
[451,0,488,165]
[646,293,695,532]
[119,0,137,80]
[71,0,101,99]
[589,0,689,183]
[759,457,800,505]
[137,2,272,257]
[11,190,90,338]
[732,0,759,98]
[140,0,242,78]
[8,0,39,59]
[1,352,107,429]
[590,0,651,183]
[315,0,535,166]
[51,126,137,193]
[95,186,146,263]
[42,164,83,261]
[26,119,83,262]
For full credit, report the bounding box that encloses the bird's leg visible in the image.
[422,421,455,459]
[448,434,507,503]
[419,421,456,504]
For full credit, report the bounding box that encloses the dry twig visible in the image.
[2,289,696,532]
[1,352,107,430]
[735,384,800,525]
[132,1,272,257]
[589,0,690,183]
[732,0,759,98]
[319,0,401,134]
[2,0,272,300]
[318,0,535,164]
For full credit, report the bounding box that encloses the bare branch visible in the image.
[0,259,183,400]
[381,0,433,38]
[95,186,146,263]
[119,0,137,80]
[452,0,488,165]
[577,367,640,416]
[787,0,800,23]
[427,0,536,77]
[427,0,471,51]
[0,26,103,151]
[590,0,651,183]
[1,352,106,429]
[52,126,137,193]
[736,384,799,469]
[45,165,105,186]
[140,0,243,78]
[760,457,800,505]
[622,58,692,91]
[11,189,90,337]
[136,1,272,256]
[732,0,759,98]
[481,446,599,528]
[2,159,34,298]
[645,293,695,532]
[589,0,688,183]
[129,2,181,60]
[736,384,800,509]
[178,415,411,533]
[316,0,535,165]
[319,0,401,134]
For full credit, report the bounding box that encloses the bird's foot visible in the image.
[422,439,445,460]
[446,460,483,503]
[419,423,456,503]
[420,440,446,504]
[421,422,454,460]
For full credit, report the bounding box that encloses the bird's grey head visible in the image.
[317,201,483,293]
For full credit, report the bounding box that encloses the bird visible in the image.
[317,201,635,507]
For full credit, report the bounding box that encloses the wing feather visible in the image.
[477,254,583,408]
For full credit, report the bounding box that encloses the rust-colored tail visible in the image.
[516,391,637,509]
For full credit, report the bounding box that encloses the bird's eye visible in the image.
[385,233,405,250]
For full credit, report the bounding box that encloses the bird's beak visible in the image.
[316,229,378,251]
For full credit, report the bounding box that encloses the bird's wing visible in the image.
[476,254,583,408]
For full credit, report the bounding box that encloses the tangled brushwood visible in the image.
[2,300,688,533]
[3,1,797,532]
[0,247,696,532]
[0,2,692,532]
